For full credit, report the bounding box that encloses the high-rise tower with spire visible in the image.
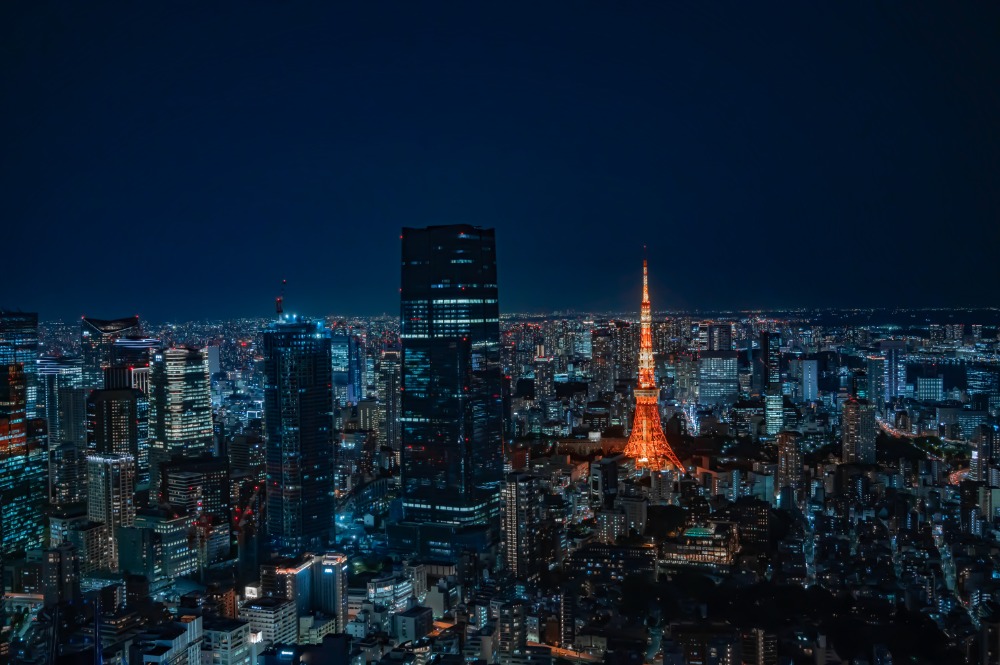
[623,259,683,471]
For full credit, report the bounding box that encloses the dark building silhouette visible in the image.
[87,388,149,485]
[390,225,504,560]
[80,316,142,391]
[262,316,335,556]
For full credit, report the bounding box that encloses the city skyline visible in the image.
[3,4,999,320]
[3,2,1000,662]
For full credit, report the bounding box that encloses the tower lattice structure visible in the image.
[623,259,684,472]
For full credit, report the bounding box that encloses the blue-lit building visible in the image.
[390,225,504,560]
[39,355,88,506]
[697,351,739,406]
[0,311,39,418]
[262,316,335,556]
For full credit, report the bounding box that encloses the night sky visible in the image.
[3,3,998,321]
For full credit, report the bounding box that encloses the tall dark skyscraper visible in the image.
[760,330,784,436]
[760,331,781,392]
[262,316,335,556]
[0,311,40,418]
[81,316,142,391]
[88,388,150,486]
[393,225,504,560]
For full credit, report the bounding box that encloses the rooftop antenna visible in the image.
[275,279,286,315]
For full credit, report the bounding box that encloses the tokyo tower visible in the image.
[623,258,684,472]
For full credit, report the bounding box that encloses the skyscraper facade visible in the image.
[313,552,349,631]
[760,331,781,392]
[0,364,46,555]
[87,388,150,486]
[697,351,739,405]
[148,346,214,493]
[866,355,887,416]
[395,225,504,558]
[0,311,40,418]
[80,316,142,391]
[879,340,907,402]
[706,323,734,352]
[86,453,137,570]
[776,430,803,496]
[37,355,85,443]
[589,327,614,398]
[800,358,819,403]
[842,399,877,465]
[262,316,335,555]
[377,350,402,453]
[764,393,784,437]
[38,355,89,506]
[503,472,542,581]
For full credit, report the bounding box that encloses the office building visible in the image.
[106,336,161,394]
[671,622,740,665]
[87,453,137,570]
[37,355,85,443]
[842,399,877,465]
[58,518,111,575]
[262,316,335,555]
[764,393,783,437]
[498,600,528,665]
[866,355,886,415]
[706,323,733,352]
[148,346,214,493]
[776,431,803,500]
[800,358,818,403]
[262,556,316,617]
[80,315,142,391]
[377,350,402,453]
[589,327,614,397]
[38,355,89,505]
[697,351,738,406]
[916,376,944,403]
[0,311,40,418]
[313,552,349,631]
[119,509,198,582]
[879,340,907,400]
[0,364,47,555]
[660,523,740,573]
[533,351,555,402]
[760,331,781,392]
[202,617,254,665]
[31,543,81,607]
[503,472,542,581]
[239,598,298,647]
[393,225,504,559]
[162,456,231,564]
[87,387,150,485]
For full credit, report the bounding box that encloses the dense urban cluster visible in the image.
[1,225,999,665]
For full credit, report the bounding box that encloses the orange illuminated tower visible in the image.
[623,259,684,472]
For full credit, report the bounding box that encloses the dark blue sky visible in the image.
[2,2,998,321]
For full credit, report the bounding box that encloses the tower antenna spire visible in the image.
[275,279,286,315]
[623,255,684,473]
[642,248,649,304]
